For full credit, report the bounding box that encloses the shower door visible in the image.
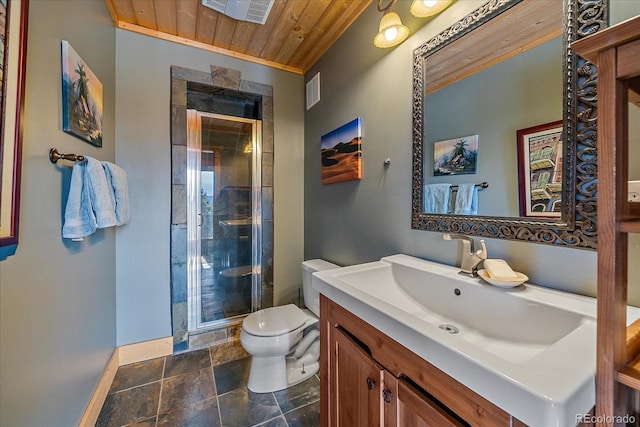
[187,110,262,330]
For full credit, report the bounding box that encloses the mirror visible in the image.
[412,0,606,249]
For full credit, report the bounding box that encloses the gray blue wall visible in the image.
[304,1,640,302]
[0,1,116,425]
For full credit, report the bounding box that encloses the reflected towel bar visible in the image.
[451,182,488,191]
[49,148,85,164]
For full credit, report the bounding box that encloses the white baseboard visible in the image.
[78,337,173,427]
[118,336,173,366]
[78,349,119,427]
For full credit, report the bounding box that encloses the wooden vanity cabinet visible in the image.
[331,325,463,427]
[320,295,525,427]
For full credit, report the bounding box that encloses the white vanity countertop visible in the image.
[313,254,640,427]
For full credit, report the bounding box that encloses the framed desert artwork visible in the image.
[61,40,103,147]
[321,117,362,185]
[517,120,563,217]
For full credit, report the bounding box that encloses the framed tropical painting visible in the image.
[61,40,103,147]
[433,134,478,176]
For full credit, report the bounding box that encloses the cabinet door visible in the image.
[383,370,398,427]
[332,327,383,426]
[397,378,466,427]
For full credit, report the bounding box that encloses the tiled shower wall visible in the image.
[170,65,274,351]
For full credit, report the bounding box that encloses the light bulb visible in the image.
[384,26,398,41]
[374,10,409,48]
[410,0,452,18]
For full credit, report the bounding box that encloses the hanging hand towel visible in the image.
[424,184,451,214]
[454,183,478,215]
[62,161,97,240]
[102,161,131,226]
[86,157,118,228]
[62,157,119,240]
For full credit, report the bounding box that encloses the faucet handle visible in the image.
[476,239,487,259]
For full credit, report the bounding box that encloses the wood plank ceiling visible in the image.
[425,0,563,94]
[105,0,373,74]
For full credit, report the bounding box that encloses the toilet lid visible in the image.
[243,304,308,337]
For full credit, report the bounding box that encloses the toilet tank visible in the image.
[302,259,339,317]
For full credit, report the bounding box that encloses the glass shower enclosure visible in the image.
[187,110,262,330]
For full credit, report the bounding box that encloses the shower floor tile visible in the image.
[95,344,320,427]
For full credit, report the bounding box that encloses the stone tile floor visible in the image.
[96,343,320,427]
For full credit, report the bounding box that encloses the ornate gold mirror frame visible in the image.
[411,0,606,249]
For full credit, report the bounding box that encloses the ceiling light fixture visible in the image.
[374,0,410,49]
[243,140,253,154]
[410,0,453,18]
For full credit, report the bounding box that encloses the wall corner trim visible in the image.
[78,349,119,427]
[78,337,173,427]
[118,336,173,366]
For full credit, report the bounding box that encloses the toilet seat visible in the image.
[243,304,307,337]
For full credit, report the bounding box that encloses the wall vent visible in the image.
[306,73,320,110]
[202,0,275,25]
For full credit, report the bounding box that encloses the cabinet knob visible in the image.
[382,389,393,403]
[366,376,376,390]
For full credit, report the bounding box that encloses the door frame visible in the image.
[187,110,263,331]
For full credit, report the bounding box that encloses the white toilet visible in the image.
[240,259,338,393]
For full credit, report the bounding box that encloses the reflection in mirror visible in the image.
[424,36,562,216]
[412,0,606,249]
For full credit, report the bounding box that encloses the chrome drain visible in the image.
[439,324,459,334]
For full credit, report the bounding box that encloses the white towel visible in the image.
[424,184,451,214]
[454,183,478,215]
[62,161,97,240]
[102,161,131,225]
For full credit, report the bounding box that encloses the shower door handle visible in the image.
[197,214,203,226]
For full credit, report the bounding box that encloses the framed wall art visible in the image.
[0,0,29,258]
[433,134,478,176]
[61,40,103,147]
[321,117,362,185]
[517,120,563,217]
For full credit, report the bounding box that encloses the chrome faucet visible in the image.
[443,233,487,275]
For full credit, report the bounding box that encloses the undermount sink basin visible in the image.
[312,254,640,427]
